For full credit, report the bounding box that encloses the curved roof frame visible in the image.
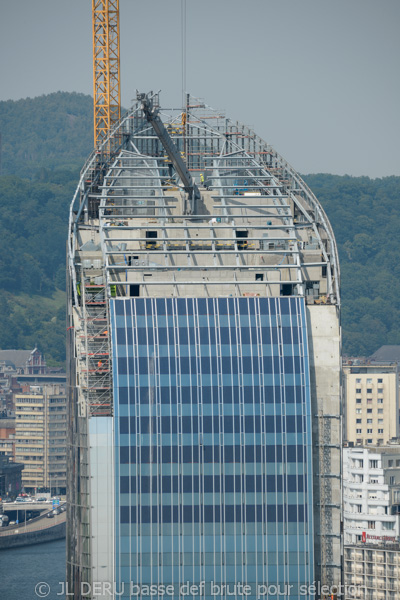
[69,93,340,306]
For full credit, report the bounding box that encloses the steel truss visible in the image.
[92,0,120,149]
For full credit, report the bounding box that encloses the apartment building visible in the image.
[344,545,400,600]
[343,446,400,544]
[343,446,400,600]
[14,385,67,493]
[343,362,399,446]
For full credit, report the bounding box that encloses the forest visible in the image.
[303,174,400,357]
[0,92,399,364]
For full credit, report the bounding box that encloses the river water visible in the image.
[0,538,66,600]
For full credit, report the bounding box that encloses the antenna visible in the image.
[181,0,187,109]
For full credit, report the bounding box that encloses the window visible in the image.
[356,388,362,394]
[369,460,378,469]
[383,522,395,530]
[378,378,383,383]
[367,439,373,444]
[388,460,393,467]
[377,388,383,394]
[367,399,372,404]
[378,429,383,434]
[367,409,372,414]
[356,429,362,434]
[396,460,400,467]
[367,419,373,424]
[356,378,361,383]
[378,409,383,414]
[356,439,363,444]
[370,478,378,484]
[145,230,158,249]
[355,504,362,513]
[367,429,373,434]
[378,399,383,404]
[378,419,383,424]
[367,378,372,384]
[367,388,373,394]
[236,230,248,250]
[356,418,362,424]
[356,409,362,414]
[368,521,375,529]
[356,399,362,404]
[389,476,395,485]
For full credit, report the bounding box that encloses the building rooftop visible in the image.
[0,350,32,369]
[0,348,44,370]
[344,444,400,456]
[343,361,398,372]
[370,345,400,364]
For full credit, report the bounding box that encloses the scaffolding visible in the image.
[318,410,342,594]
[80,277,112,416]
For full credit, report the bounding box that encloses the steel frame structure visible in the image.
[69,93,340,308]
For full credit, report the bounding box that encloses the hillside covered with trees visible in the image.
[0,92,93,178]
[0,172,76,364]
[303,174,400,356]
[0,92,93,364]
[0,93,398,363]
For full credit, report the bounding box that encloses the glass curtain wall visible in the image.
[111,296,314,600]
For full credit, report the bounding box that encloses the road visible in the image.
[0,509,66,536]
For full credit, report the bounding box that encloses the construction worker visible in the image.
[97,360,102,369]
[200,173,205,187]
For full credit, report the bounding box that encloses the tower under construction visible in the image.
[67,92,341,599]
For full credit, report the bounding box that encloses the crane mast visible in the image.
[92,0,121,148]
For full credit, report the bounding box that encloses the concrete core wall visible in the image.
[307,304,342,590]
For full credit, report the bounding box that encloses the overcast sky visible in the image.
[1,0,399,177]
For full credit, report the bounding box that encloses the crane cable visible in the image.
[181,0,187,109]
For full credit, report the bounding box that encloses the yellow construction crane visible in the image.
[92,0,121,148]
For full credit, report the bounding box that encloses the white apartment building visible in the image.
[343,446,400,545]
[343,447,400,600]
[343,362,398,446]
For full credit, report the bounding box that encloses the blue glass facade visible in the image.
[111,297,314,599]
